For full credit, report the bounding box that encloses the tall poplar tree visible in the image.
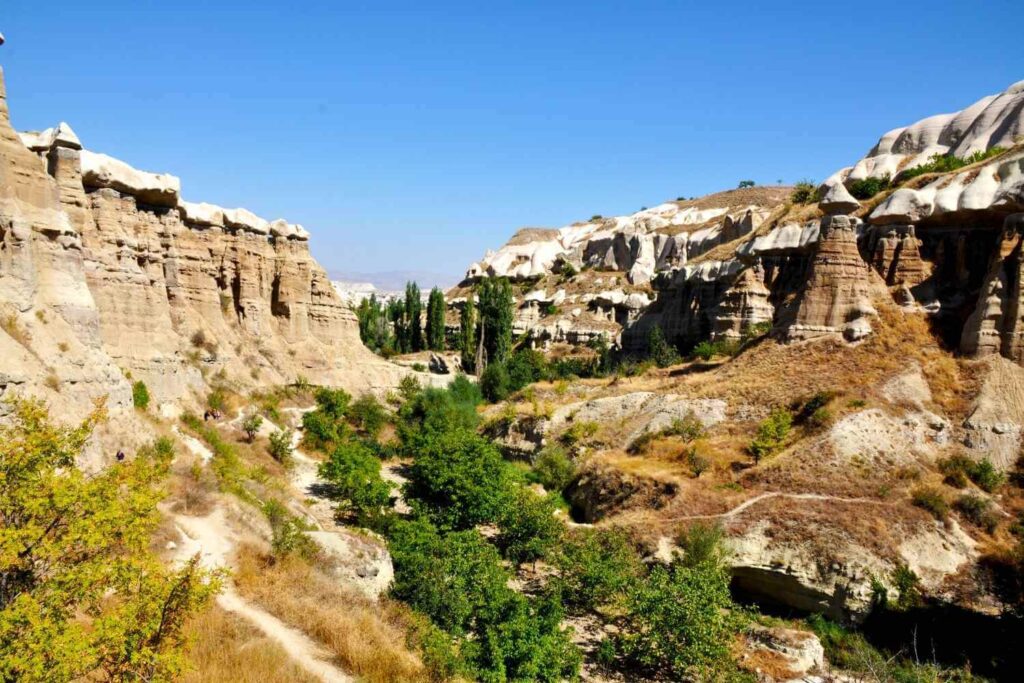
[459,296,477,373]
[405,281,423,352]
[477,277,514,367]
[426,287,446,351]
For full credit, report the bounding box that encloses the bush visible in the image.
[969,458,1005,493]
[479,362,511,403]
[532,445,577,492]
[663,412,706,442]
[267,429,293,466]
[263,498,316,559]
[748,408,792,462]
[552,528,644,612]
[132,380,150,410]
[791,180,820,204]
[678,523,726,569]
[684,447,710,477]
[404,428,511,530]
[849,174,891,199]
[738,180,755,188]
[911,486,948,520]
[207,389,226,412]
[560,420,599,448]
[241,413,263,443]
[350,393,387,439]
[398,374,421,401]
[938,454,1005,492]
[955,493,998,532]
[497,488,563,564]
[646,326,680,368]
[900,147,1006,181]
[319,438,393,528]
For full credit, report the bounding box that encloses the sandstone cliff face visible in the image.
[0,66,405,424]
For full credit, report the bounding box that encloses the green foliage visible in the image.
[459,296,478,373]
[406,281,424,352]
[206,388,226,412]
[849,173,891,199]
[404,428,511,530]
[678,523,726,569]
[684,446,710,477]
[398,374,421,401]
[890,564,922,611]
[954,493,998,532]
[263,498,316,559]
[938,454,1004,492]
[613,558,739,678]
[497,488,563,564]
[737,179,755,188]
[319,438,393,528]
[241,413,263,442]
[0,399,218,681]
[267,428,293,466]
[480,362,511,402]
[350,393,388,439]
[900,147,1006,181]
[477,277,515,366]
[398,384,481,440]
[551,528,644,612]
[790,180,820,204]
[302,387,353,450]
[425,286,447,352]
[662,412,706,442]
[748,408,792,461]
[132,380,150,410]
[646,325,680,368]
[911,486,949,520]
[388,517,580,681]
[559,420,599,448]
[531,445,577,492]
[355,293,396,355]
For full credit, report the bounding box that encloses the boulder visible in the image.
[178,200,225,228]
[19,122,82,152]
[80,150,180,207]
[223,206,269,234]
[818,182,859,215]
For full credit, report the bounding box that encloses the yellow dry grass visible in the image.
[181,605,320,683]
[233,545,428,683]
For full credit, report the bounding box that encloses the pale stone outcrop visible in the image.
[961,213,1024,361]
[711,263,774,340]
[818,182,859,215]
[19,122,81,152]
[80,150,181,207]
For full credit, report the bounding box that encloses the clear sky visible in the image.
[2,1,1022,281]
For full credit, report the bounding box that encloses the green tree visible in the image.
[388,298,408,353]
[532,445,577,493]
[459,296,478,373]
[748,408,792,462]
[426,287,447,352]
[552,528,644,611]
[241,413,263,443]
[479,362,511,403]
[406,281,424,352]
[646,325,680,368]
[319,438,393,527]
[0,399,218,682]
[477,277,514,366]
[350,393,388,439]
[268,428,293,466]
[404,428,511,530]
[497,488,563,565]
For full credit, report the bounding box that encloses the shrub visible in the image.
[44,373,61,392]
[627,429,658,454]
[969,458,1005,492]
[262,498,316,559]
[551,528,644,612]
[663,412,705,442]
[899,147,1006,181]
[684,447,710,477]
[132,380,151,410]
[207,389,227,412]
[350,393,387,439]
[319,438,393,528]
[890,564,922,611]
[848,174,891,199]
[497,488,563,564]
[532,445,577,492]
[955,493,998,532]
[911,486,948,520]
[748,408,792,462]
[268,429,293,466]
[560,420,599,448]
[646,326,680,368]
[242,413,263,442]
[790,180,820,204]
[938,454,1005,492]
[398,375,421,401]
[737,180,755,188]
[404,428,511,530]
[480,362,511,403]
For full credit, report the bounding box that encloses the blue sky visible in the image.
[2,1,1022,282]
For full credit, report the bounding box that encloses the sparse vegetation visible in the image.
[748,408,792,461]
[849,173,891,199]
[911,485,948,520]
[132,379,150,410]
[790,179,821,204]
[242,413,263,442]
[267,428,293,466]
[899,147,1007,181]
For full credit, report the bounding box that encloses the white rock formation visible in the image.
[80,150,181,207]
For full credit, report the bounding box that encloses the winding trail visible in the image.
[662,491,894,523]
[170,419,353,683]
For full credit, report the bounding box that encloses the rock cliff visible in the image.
[0,66,406,426]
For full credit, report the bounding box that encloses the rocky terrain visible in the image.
[0,65,409,449]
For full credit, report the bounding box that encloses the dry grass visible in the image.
[1,311,31,348]
[233,544,429,683]
[181,605,320,683]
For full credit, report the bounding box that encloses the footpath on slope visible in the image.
[168,424,354,683]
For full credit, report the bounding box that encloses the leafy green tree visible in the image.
[480,361,511,403]
[477,277,514,366]
[302,387,353,449]
[506,348,548,391]
[241,413,263,442]
[406,281,424,352]
[497,488,563,565]
[132,380,150,410]
[748,407,792,461]
[532,445,577,493]
[426,287,447,351]
[388,298,408,353]
[267,428,293,466]
[319,438,393,527]
[404,428,511,529]
[552,527,644,611]
[646,325,680,368]
[355,293,395,354]
[0,399,218,682]
[459,296,478,373]
[350,393,388,439]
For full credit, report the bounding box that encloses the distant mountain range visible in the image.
[327,269,457,292]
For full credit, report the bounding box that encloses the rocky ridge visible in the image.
[0,66,406,443]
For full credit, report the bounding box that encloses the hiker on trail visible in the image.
[204,410,211,421]
[115,450,125,462]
